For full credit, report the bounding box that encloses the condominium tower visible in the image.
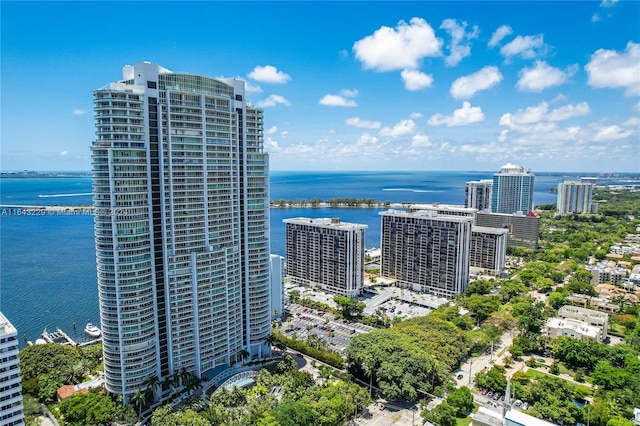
[465,179,492,211]
[284,218,366,297]
[92,62,271,401]
[0,312,24,426]
[557,179,596,214]
[380,209,472,297]
[491,163,534,214]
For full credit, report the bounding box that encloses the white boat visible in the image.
[84,321,101,338]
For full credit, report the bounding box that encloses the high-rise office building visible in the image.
[284,218,366,297]
[557,179,596,214]
[0,312,24,426]
[379,209,472,297]
[92,62,271,401]
[491,163,534,214]
[475,211,540,249]
[465,179,493,211]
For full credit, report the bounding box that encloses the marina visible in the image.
[27,325,102,347]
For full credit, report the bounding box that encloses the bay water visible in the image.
[0,170,569,346]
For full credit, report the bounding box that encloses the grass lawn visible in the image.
[526,369,592,396]
[455,402,480,426]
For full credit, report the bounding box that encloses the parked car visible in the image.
[457,374,464,380]
[487,392,494,398]
[493,392,501,400]
[522,402,529,410]
[481,388,489,395]
[515,399,522,407]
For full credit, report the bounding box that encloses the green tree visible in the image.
[58,390,117,426]
[333,296,365,319]
[288,290,300,303]
[464,295,500,323]
[446,386,474,415]
[273,399,318,426]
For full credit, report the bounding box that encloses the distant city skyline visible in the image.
[2,1,639,172]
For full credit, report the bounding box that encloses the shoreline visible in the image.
[0,203,409,211]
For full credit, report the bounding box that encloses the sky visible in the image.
[1,1,639,173]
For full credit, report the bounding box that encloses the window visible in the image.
[147,81,157,89]
[235,94,243,101]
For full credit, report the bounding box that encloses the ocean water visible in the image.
[0,171,575,346]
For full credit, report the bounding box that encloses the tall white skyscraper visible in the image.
[284,218,367,297]
[0,312,24,426]
[491,163,534,214]
[465,179,493,211]
[557,179,596,214]
[92,62,271,401]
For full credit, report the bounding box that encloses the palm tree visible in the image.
[130,390,146,418]
[238,349,250,363]
[144,374,161,402]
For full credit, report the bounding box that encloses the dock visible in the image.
[42,328,77,346]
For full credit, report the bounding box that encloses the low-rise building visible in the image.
[555,305,608,340]
[545,317,603,342]
[565,294,619,314]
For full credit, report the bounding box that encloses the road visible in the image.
[454,329,516,388]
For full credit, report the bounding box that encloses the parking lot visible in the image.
[277,304,375,354]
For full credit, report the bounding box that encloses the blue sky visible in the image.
[1,1,639,173]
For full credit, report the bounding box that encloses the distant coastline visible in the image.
[0,171,90,178]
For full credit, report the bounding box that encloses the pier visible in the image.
[42,328,77,346]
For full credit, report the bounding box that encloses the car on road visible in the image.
[350,329,356,334]
[456,374,464,380]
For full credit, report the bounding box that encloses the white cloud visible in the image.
[267,126,278,135]
[256,94,291,107]
[488,25,512,47]
[516,61,577,92]
[585,41,640,96]
[409,112,423,119]
[340,88,359,97]
[499,101,591,129]
[319,89,358,107]
[428,102,485,126]
[281,131,289,138]
[247,65,291,84]
[244,82,263,93]
[411,134,431,148]
[593,125,633,141]
[352,17,442,72]
[264,137,281,152]
[401,69,434,90]
[440,19,478,66]
[450,66,503,99]
[60,150,68,156]
[379,119,416,136]
[600,0,619,8]
[500,34,545,59]
[346,117,381,129]
[72,109,87,115]
[591,13,601,23]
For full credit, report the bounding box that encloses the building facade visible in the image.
[465,179,493,211]
[379,209,473,297]
[470,226,508,274]
[557,180,596,214]
[0,312,24,426]
[475,211,540,249]
[269,254,285,319]
[283,218,366,297]
[92,62,271,401]
[491,163,535,214]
